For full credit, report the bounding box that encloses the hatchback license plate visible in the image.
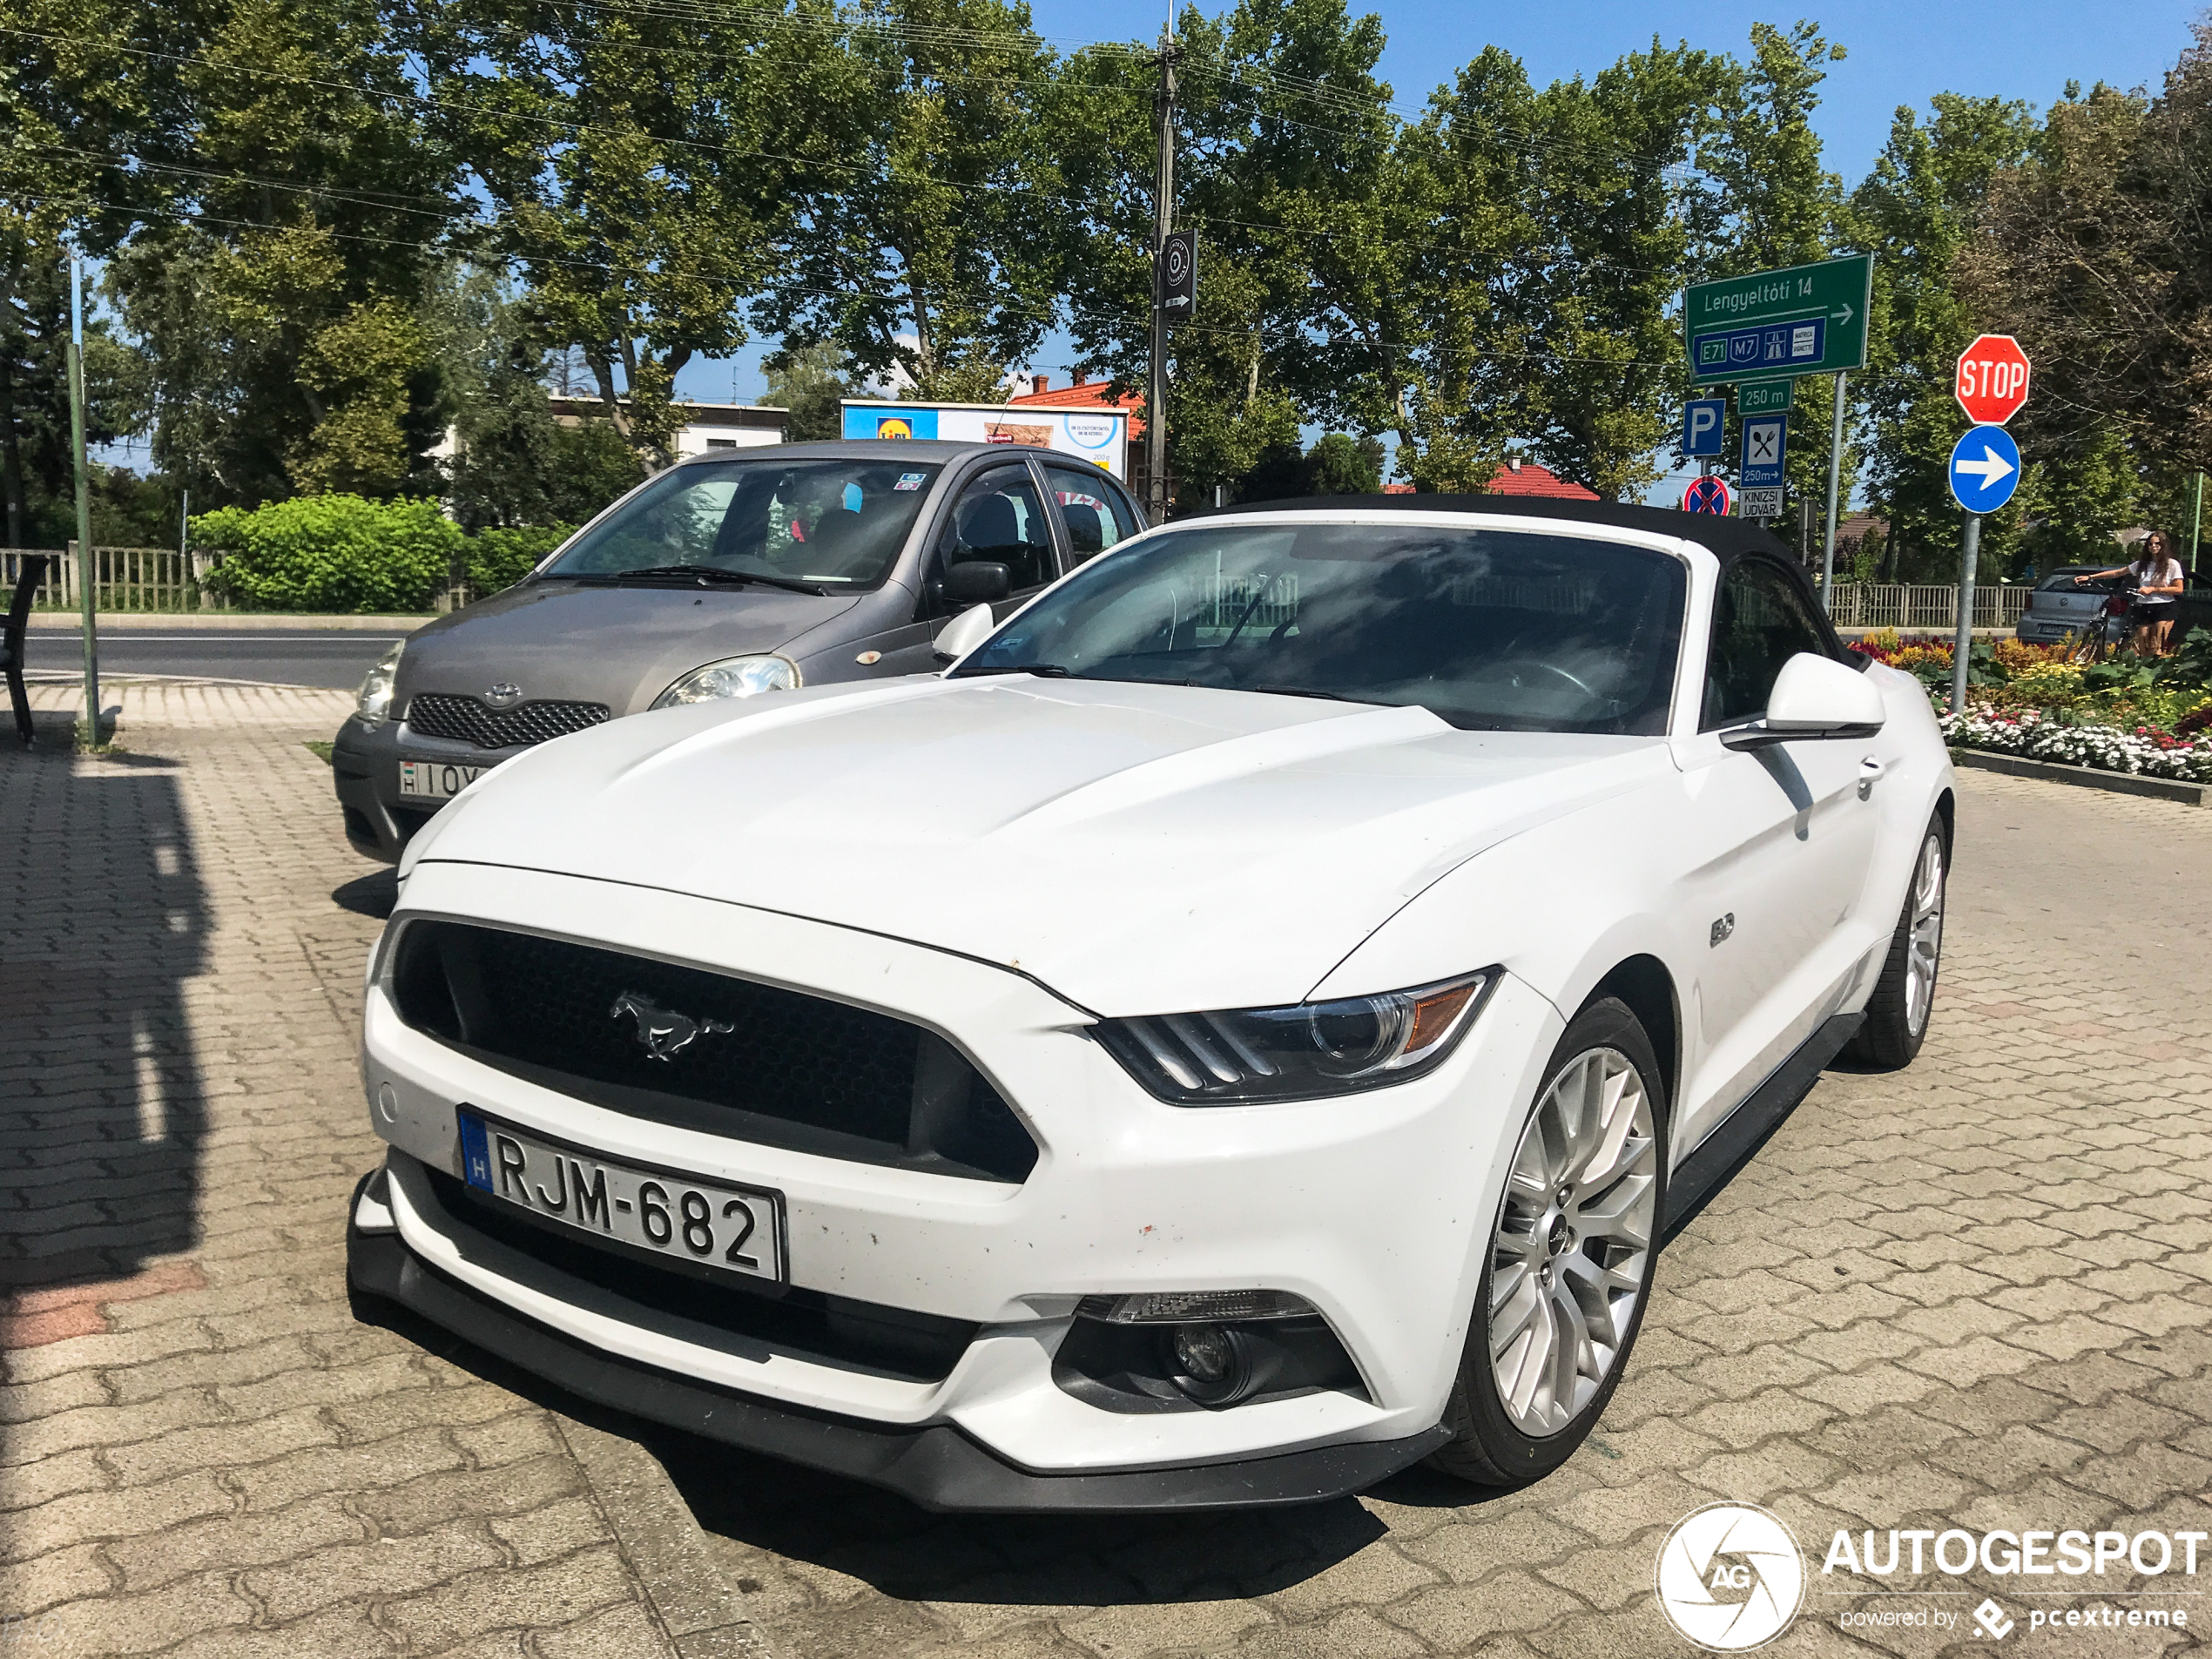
[400,759,486,800]
[457,1109,786,1284]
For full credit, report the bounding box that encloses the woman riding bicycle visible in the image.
[2074,530,2185,658]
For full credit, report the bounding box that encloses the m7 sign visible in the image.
[1684,253,1872,383]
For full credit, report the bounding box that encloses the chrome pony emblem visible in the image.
[484,682,524,707]
[610,990,734,1062]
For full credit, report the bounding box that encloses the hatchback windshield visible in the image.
[543,457,944,589]
[954,522,1687,735]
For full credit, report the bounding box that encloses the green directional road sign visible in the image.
[1736,379,1795,415]
[1685,253,1871,383]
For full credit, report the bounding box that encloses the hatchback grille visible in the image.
[406,694,610,749]
[389,921,1038,1183]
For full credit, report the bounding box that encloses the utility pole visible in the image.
[66,251,100,745]
[1146,18,1177,524]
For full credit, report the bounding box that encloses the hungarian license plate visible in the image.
[400,759,486,800]
[456,1109,786,1284]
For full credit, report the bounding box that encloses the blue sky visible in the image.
[682,0,2199,496]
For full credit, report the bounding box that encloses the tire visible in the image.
[1842,814,1948,1070]
[1428,997,1667,1487]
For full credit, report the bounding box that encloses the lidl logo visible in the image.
[876,416,915,438]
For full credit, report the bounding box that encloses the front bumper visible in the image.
[357,860,1561,1500]
[331,716,530,863]
[347,1170,1448,1512]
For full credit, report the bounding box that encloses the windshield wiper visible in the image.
[573,564,829,596]
[953,662,1072,678]
[1245,684,1372,704]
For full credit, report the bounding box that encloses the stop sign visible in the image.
[1955,334,2031,425]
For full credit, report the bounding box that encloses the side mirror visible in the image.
[1720,652,1886,751]
[943,560,1012,605]
[933,603,998,666]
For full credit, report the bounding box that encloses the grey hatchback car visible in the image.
[333,440,1143,862]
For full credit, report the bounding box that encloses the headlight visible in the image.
[651,654,801,708]
[1096,969,1495,1104]
[354,642,404,726]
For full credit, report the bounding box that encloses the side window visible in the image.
[924,469,1056,616]
[1702,560,1834,730]
[1042,465,1137,564]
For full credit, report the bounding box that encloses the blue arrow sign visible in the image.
[1740,412,1788,489]
[1683,398,1725,458]
[1948,424,2021,514]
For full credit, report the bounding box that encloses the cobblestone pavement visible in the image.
[6,684,2210,1657]
[0,685,754,1658]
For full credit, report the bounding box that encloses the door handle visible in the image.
[1858,757,1885,800]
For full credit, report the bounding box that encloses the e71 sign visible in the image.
[1955,334,2029,426]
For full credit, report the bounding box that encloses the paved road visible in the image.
[3,687,2209,1658]
[23,629,406,690]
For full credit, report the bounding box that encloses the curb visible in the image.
[26,613,431,631]
[556,1413,779,1658]
[1950,746,2205,806]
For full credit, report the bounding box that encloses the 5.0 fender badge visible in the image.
[610,990,734,1062]
[1710,914,1736,948]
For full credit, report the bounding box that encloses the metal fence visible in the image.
[1820,582,2032,631]
[3,546,225,612]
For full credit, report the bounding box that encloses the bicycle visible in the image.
[2065,586,2141,664]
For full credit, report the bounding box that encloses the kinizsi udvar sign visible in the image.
[1684,253,1872,384]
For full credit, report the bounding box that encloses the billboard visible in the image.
[840,401,1129,480]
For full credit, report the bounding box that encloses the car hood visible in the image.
[410,677,1673,1015]
[397,581,863,715]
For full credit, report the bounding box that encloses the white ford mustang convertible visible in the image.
[347,496,1952,1510]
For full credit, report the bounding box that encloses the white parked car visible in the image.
[347,497,1952,1510]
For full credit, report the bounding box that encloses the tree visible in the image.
[763,343,855,442]
[1304,431,1382,493]
[1851,93,2036,577]
[762,0,1059,401]
[417,0,805,474]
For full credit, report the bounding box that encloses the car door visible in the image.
[858,461,1065,678]
[1671,557,1892,1150]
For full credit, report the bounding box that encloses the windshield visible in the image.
[543,457,943,588]
[954,521,1687,735]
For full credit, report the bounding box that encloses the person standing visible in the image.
[2074,531,2186,657]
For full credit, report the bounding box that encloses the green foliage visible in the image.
[467,524,573,594]
[193,495,462,612]
[762,344,854,442]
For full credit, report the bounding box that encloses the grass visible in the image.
[303,740,334,765]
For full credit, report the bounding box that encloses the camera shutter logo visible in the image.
[1656,1503,1806,1650]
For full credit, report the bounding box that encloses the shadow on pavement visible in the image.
[332,868,399,921]
[0,738,210,1438]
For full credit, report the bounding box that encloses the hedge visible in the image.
[192,496,575,613]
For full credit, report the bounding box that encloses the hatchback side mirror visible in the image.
[934,603,998,666]
[1720,652,1886,751]
[943,560,1011,605]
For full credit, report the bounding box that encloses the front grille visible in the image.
[405,694,610,749]
[415,1163,977,1381]
[390,921,1038,1183]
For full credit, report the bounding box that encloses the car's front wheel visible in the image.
[1430,997,1666,1487]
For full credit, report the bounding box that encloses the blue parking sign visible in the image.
[1683,399,1725,458]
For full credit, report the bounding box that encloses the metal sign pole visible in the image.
[1951,513,1980,715]
[1146,30,1177,524]
[1819,371,1846,612]
[67,252,100,745]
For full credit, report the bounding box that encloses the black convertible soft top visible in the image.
[1211,493,1846,656]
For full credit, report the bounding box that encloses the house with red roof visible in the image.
[1008,374,1145,441]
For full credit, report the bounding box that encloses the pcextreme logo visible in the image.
[1656,1503,1807,1650]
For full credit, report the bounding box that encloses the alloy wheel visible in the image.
[1488,1046,1659,1438]
[1905,832,1946,1038]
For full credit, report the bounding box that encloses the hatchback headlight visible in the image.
[1096,969,1496,1104]
[651,654,801,707]
[354,642,405,726]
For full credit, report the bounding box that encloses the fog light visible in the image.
[1166,1322,1258,1406]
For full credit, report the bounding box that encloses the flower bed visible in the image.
[1939,707,2212,782]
